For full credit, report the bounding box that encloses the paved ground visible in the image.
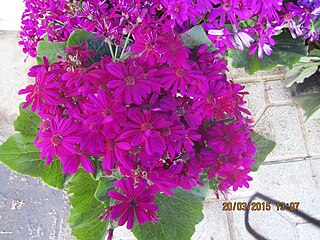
[0,31,320,240]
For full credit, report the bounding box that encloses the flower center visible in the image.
[176,106,185,116]
[51,134,62,146]
[141,122,153,132]
[175,68,186,78]
[284,13,293,21]
[224,135,232,142]
[107,140,116,150]
[161,127,171,136]
[124,75,136,86]
[102,108,113,117]
[218,154,228,164]
[222,2,231,11]
[170,44,177,51]
[174,6,180,12]
[206,94,215,104]
[145,42,155,51]
[130,199,138,207]
[34,85,43,94]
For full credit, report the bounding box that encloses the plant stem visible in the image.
[119,31,131,60]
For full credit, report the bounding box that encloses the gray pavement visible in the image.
[0,31,320,240]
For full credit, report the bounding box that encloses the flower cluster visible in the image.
[20,0,320,59]
[20,0,314,232]
[19,36,255,228]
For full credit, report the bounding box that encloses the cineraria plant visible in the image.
[0,0,319,240]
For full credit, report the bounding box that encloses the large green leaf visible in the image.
[66,169,109,240]
[0,133,65,189]
[132,187,206,240]
[14,104,41,135]
[251,132,276,171]
[0,105,66,189]
[36,40,67,64]
[181,25,216,52]
[293,93,320,121]
[284,51,320,87]
[94,177,116,203]
[67,29,112,62]
[229,32,307,75]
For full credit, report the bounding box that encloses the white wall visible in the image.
[0,0,25,30]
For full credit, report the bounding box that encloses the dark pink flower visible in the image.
[107,60,151,104]
[83,90,127,135]
[159,63,205,96]
[119,109,171,155]
[18,66,60,112]
[156,34,190,66]
[103,138,131,170]
[61,145,94,174]
[36,116,81,165]
[108,178,159,229]
[207,123,247,155]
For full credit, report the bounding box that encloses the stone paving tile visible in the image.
[0,163,71,240]
[256,160,320,221]
[243,82,267,121]
[266,80,293,104]
[232,198,296,240]
[227,62,285,82]
[311,159,320,192]
[304,118,320,156]
[296,223,320,240]
[0,31,34,116]
[192,201,230,240]
[254,105,307,161]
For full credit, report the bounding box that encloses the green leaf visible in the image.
[229,32,307,75]
[0,133,65,189]
[36,40,67,64]
[293,93,320,121]
[181,25,216,52]
[284,51,320,87]
[251,132,276,171]
[67,29,112,62]
[284,61,319,87]
[66,169,108,240]
[132,187,205,240]
[94,177,116,203]
[14,104,41,135]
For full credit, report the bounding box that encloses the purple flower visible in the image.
[108,178,159,229]
[36,116,81,165]
[18,66,60,112]
[207,123,248,155]
[107,60,151,105]
[158,63,205,96]
[119,109,171,155]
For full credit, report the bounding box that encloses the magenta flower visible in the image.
[190,79,229,120]
[156,34,190,66]
[217,162,253,191]
[18,66,60,112]
[207,123,247,155]
[36,116,81,165]
[103,138,131,171]
[131,28,160,66]
[163,0,201,26]
[119,109,171,155]
[107,60,151,104]
[83,90,127,135]
[160,114,187,158]
[61,145,94,174]
[108,178,159,229]
[159,63,205,96]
